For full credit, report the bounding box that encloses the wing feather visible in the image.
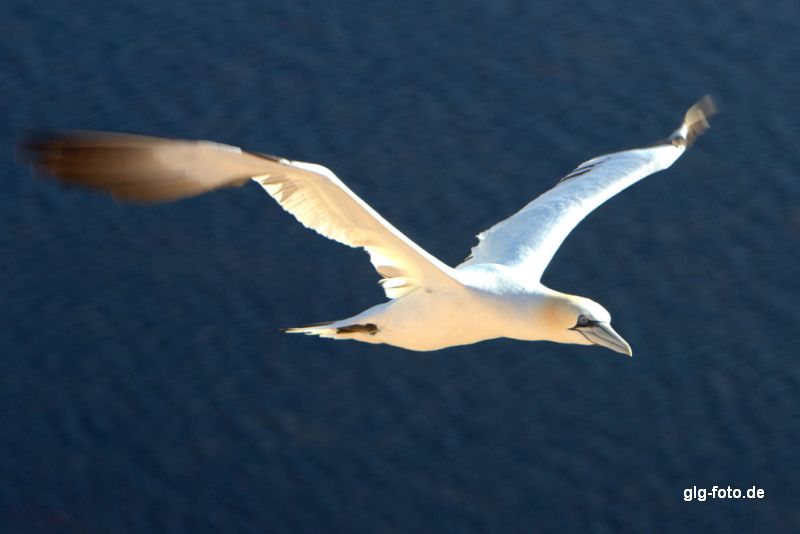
[22,131,460,299]
[458,96,716,281]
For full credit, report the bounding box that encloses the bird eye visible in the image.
[576,314,590,327]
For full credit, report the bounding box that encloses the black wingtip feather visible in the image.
[683,95,717,147]
[668,95,717,147]
[17,130,62,163]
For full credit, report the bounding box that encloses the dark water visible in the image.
[3,1,800,532]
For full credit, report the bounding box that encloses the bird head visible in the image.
[544,293,632,356]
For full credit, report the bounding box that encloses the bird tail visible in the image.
[282,321,379,339]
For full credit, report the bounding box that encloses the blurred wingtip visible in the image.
[17,129,56,160]
[16,130,68,181]
[684,95,717,126]
[682,95,717,147]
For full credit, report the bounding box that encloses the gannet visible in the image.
[22,96,715,355]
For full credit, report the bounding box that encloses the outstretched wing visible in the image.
[22,131,460,299]
[458,96,716,281]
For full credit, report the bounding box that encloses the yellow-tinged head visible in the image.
[542,292,632,356]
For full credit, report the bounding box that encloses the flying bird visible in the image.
[22,96,716,354]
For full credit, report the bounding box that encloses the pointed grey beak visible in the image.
[577,322,633,356]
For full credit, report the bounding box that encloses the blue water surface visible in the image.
[2,1,800,532]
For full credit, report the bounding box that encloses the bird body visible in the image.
[292,268,542,351]
[23,96,716,355]
[290,262,624,352]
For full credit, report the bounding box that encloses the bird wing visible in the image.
[457,96,716,281]
[23,131,461,299]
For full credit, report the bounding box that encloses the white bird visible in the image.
[23,96,716,355]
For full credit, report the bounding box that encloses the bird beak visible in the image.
[578,322,633,356]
